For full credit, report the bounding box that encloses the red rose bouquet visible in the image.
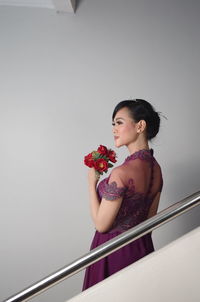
[84,145,117,177]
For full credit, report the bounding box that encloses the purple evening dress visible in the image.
[82,149,163,290]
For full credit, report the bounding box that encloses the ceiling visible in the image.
[0,0,76,13]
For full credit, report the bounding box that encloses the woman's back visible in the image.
[98,149,163,233]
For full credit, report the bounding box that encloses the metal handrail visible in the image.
[3,191,200,302]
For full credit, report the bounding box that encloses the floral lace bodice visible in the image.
[97,149,163,233]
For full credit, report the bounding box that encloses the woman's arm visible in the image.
[88,168,123,233]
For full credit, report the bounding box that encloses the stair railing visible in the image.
[2,190,200,302]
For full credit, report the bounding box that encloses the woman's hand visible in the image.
[88,167,100,187]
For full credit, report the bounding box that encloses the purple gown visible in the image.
[82,149,163,290]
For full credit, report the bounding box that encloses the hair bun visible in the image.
[147,110,160,140]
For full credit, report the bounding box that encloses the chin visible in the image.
[114,141,123,148]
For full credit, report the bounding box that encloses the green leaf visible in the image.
[92,151,100,160]
[99,154,108,160]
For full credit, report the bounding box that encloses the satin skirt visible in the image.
[82,230,154,290]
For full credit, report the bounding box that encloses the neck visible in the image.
[127,140,150,155]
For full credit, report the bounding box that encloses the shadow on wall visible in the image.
[169,158,200,235]
[75,0,85,11]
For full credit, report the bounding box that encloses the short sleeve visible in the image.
[101,168,127,201]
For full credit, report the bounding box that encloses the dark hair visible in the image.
[112,99,162,140]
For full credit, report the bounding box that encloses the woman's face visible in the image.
[112,107,139,148]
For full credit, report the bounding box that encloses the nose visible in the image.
[113,128,118,135]
[112,122,118,135]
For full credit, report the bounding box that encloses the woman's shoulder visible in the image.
[152,156,163,172]
[110,164,127,176]
[109,163,134,182]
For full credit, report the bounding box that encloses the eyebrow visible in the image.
[114,117,125,121]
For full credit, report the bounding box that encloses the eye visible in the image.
[112,121,122,126]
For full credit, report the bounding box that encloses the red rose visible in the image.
[94,158,108,173]
[84,145,117,175]
[84,153,95,168]
[97,145,108,156]
[108,149,117,163]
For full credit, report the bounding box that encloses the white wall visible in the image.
[0,0,199,301]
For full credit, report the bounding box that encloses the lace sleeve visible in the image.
[101,168,127,201]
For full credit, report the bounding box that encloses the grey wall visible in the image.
[0,0,199,301]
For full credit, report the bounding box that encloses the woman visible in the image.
[82,99,163,290]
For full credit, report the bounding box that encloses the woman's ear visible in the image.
[136,120,146,133]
